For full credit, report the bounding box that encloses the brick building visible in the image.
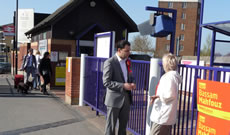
[155,0,201,57]
[0,24,14,62]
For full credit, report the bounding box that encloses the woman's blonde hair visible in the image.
[162,53,178,72]
[36,50,40,55]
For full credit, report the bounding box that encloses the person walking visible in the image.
[39,52,52,95]
[34,50,41,90]
[149,53,182,135]
[103,40,136,135]
[21,48,37,86]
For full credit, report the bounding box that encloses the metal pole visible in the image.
[176,37,180,56]
[191,2,205,135]
[210,31,216,67]
[170,10,177,54]
[79,54,87,106]
[145,58,161,135]
[15,0,18,74]
[196,0,205,66]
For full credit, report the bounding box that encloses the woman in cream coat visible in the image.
[150,53,182,135]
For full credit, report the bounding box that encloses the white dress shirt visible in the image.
[116,53,127,83]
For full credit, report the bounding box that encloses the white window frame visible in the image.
[180,34,185,41]
[165,44,170,51]
[166,35,171,40]
[168,2,173,8]
[181,13,186,19]
[180,44,184,51]
[181,23,185,30]
[43,32,46,39]
[182,2,187,8]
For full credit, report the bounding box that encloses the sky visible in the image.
[0,0,230,53]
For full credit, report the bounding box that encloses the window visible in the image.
[43,32,47,39]
[0,43,6,52]
[180,45,184,51]
[168,13,173,18]
[166,35,171,40]
[181,13,186,19]
[165,44,170,51]
[168,2,173,8]
[180,34,184,41]
[32,36,36,42]
[181,23,185,30]
[182,2,187,8]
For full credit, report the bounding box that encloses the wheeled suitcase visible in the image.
[14,75,24,88]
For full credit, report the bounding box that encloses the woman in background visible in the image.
[39,52,52,95]
[149,53,182,135]
[34,50,41,90]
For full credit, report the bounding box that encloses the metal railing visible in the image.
[83,56,150,135]
[172,64,230,135]
[83,56,230,135]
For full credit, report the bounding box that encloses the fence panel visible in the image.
[83,56,150,135]
[172,64,230,135]
[83,56,230,135]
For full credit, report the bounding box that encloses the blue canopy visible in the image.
[201,20,230,36]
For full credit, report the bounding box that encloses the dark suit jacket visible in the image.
[103,55,135,108]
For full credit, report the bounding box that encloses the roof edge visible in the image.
[159,0,201,2]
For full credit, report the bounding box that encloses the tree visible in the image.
[200,34,212,56]
[131,35,155,54]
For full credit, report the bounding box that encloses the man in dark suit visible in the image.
[103,40,136,135]
[21,48,37,85]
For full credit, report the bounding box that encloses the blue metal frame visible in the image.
[199,1,230,67]
[196,0,205,66]
[75,23,106,57]
[201,20,230,36]
[94,32,114,58]
[210,31,216,67]
[146,7,177,54]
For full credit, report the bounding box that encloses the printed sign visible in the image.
[3,25,15,36]
[59,51,68,61]
[39,39,48,57]
[18,9,34,43]
[55,67,66,86]
[196,79,230,135]
[95,31,115,58]
[51,51,58,62]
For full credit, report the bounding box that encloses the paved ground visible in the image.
[0,74,105,135]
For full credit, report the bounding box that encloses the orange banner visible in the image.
[196,79,230,135]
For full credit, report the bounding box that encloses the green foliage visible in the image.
[200,34,211,56]
[131,35,155,54]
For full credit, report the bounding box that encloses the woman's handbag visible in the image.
[42,70,49,75]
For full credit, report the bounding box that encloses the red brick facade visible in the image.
[65,57,80,105]
[155,1,200,57]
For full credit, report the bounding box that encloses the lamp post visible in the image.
[15,0,18,74]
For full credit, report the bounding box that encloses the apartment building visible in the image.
[155,0,201,57]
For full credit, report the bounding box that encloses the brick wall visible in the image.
[65,57,81,105]
[155,1,200,57]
